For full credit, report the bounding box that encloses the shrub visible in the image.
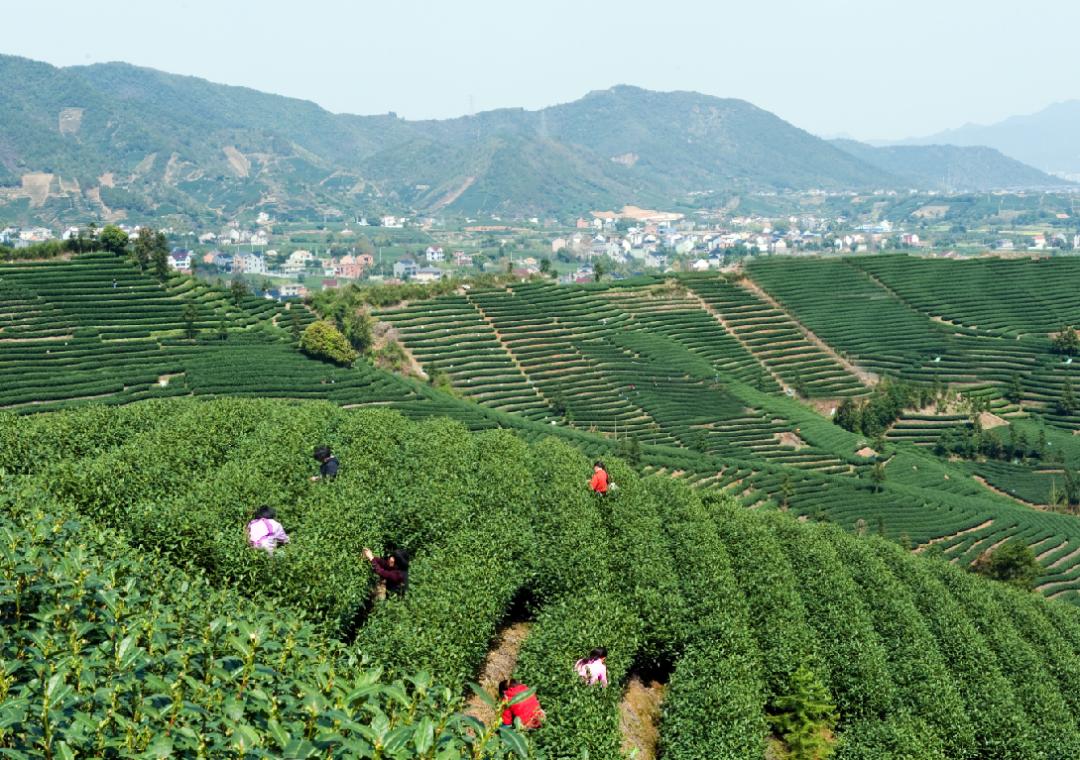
[300,320,359,366]
[971,539,1041,591]
[767,665,837,760]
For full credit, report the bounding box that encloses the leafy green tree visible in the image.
[834,398,861,432]
[289,308,302,343]
[1006,373,1024,404]
[767,665,838,760]
[539,257,553,276]
[869,461,887,493]
[133,227,169,278]
[780,472,795,510]
[1053,326,1079,356]
[300,320,358,366]
[1065,469,1080,510]
[216,318,228,341]
[342,308,376,354]
[1057,377,1077,416]
[617,435,642,468]
[971,540,1041,591]
[182,302,199,340]
[230,278,250,306]
[98,224,129,255]
[593,260,607,282]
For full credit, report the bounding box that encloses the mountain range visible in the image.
[0,54,1068,224]
[897,100,1080,178]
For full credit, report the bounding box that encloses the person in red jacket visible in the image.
[499,679,544,730]
[589,461,610,495]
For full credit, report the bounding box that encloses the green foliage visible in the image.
[230,277,250,306]
[182,301,199,339]
[300,320,359,366]
[131,227,169,279]
[1052,326,1079,357]
[767,666,837,760]
[0,239,73,262]
[12,398,1080,756]
[98,224,129,255]
[833,379,929,437]
[971,539,1041,591]
[1057,377,1077,415]
[0,491,524,759]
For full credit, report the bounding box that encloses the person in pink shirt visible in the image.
[575,647,609,687]
[246,505,290,553]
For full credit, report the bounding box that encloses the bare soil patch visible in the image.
[58,107,84,135]
[855,446,878,458]
[222,146,251,178]
[777,431,807,450]
[465,622,532,726]
[977,411,1008,430]
[431,175,476,211]
[21,173,53,207]
[913,204,950,219]
[620,675,665,760]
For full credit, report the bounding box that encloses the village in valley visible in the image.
[5,193,1079,301]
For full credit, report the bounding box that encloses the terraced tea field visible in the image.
[9,251,1080,603]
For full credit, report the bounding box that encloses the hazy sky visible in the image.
[7,0,1078,140]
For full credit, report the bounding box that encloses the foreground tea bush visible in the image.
[15,398,1080,757]
[0,485,525,759]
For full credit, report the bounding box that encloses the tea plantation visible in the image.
[8,252,1080,605]
[8,398,1080,758]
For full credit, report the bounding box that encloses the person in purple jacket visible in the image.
[363,546,409,596]
[247,505,289,553]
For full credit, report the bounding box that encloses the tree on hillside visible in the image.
[1057,377,1077,416]
[869,461,887,493]
[133,227,167,274]
[617,435,643,468]
[593,260,607,282]
[780,472,795,510]
[971,540,1041,591]
[230,278,250,307]
[342,308,375,354]
[1053,326,1079,357]
[299,321,358,367]
[289,308,302,343]
[182,302,199,340]
[1006,373,1024,405]
[99,225,129,256]
[540,257,553,277]
[767,665,837,760]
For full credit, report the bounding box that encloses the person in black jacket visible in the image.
[311,445,339,482]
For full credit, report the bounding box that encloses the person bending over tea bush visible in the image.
[589,461,611,495]
[247,505,289,553]
[575,647,609,687]
[364,546,409,596]
[311,444,340,481]
[500,679,545,730]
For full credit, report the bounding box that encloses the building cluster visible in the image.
[180,248,377,281]
[0,226,55,246]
